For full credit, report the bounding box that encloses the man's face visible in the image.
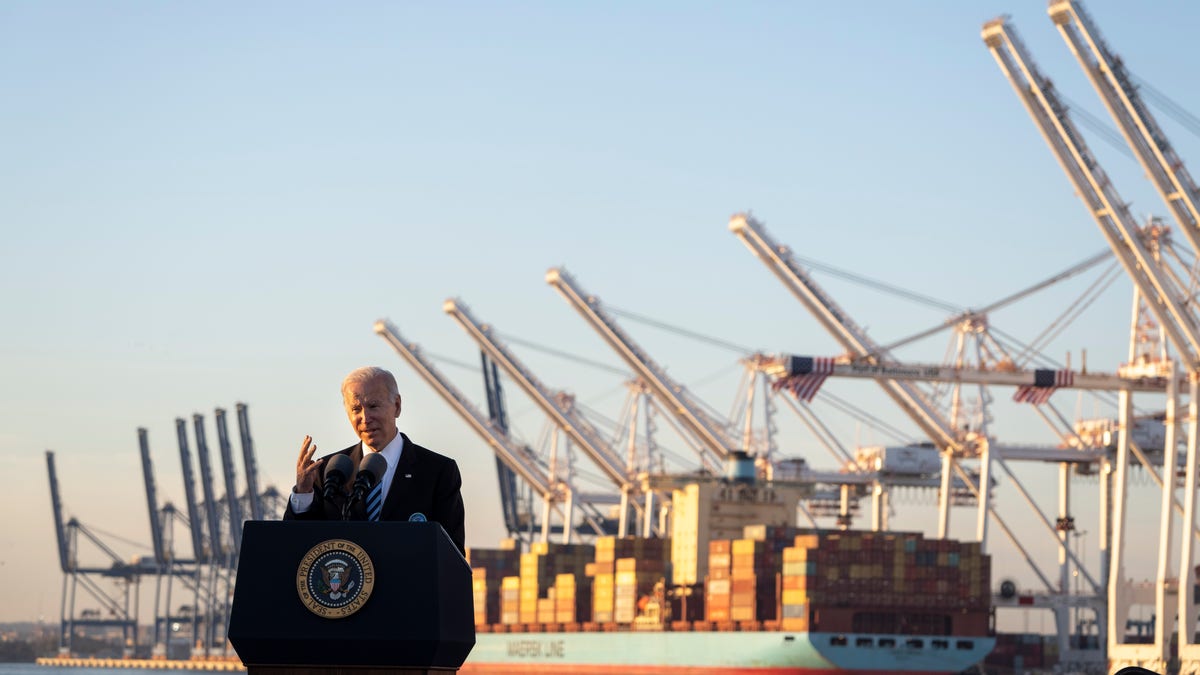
[342,376,402,450]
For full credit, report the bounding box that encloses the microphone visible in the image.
[321,454,354,505]
[345,452,388,520]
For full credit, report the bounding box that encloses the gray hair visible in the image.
[342,366,400,399]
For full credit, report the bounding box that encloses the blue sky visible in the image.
[3,1,1199,629]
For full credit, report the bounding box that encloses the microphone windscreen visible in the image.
[324,454,354,482]
[358,452,388,485]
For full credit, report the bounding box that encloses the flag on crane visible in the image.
[774,356,836,403]
[1013,369,1074,405]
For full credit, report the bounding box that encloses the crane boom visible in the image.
[545,267,732,466]
[214,409,244,561]
[137,428,167,566]
[374,319,560,499]
[482,353,525,535]
[1049,0,1200,257]
[729,214,961,452]
[235,403,265,521]
[192,415,225,566]
[768,354,1173,392]
[46,450,71,572]
[983,17,1200,367]
[444,298,632,487]
[175,418,208,564]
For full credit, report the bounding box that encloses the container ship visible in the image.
[461,496,996,674]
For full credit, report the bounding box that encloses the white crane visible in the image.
[983,14,1198,673]
[1050,0,1200,259]
[545,267,731,470]
[443,299,632,488]
[374,319,614,540]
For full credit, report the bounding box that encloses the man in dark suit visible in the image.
[284,366,466,555]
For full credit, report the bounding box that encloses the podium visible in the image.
[228,521,475,674]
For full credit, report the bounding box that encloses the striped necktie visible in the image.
[366,481,384,522]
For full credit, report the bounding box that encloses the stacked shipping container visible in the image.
[470,528,991,637]
[466,544,520,626]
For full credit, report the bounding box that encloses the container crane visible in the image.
[481,353,527,537]
[1049,0,1200,260]
[139,429,202,659]
[192,415,225,568]
[767,354,1170,461]
[138,429,167,568]
[982,18,1200,366]
[545,267,731,469]
[235,403,266,521]
[191,414,230,655]
[47,450,70,576]
[214,408,245,562]
[138,429,169,655]
[729,214,961,455]
[983,16,1199,672]
[444,299,632,488]
[730,213,1003,546]
[45,450,147,658]
[175,419,208,566]
[374,319,615,538]
[446,298,661,536]
[732,210,1119,665]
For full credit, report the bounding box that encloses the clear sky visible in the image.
[3,0,1199,631]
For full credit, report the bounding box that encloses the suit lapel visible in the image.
[343,444,365,491]
[384,435,419,517]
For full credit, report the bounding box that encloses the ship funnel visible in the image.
[725,450,756,483]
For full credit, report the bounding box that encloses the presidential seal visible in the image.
[296,539,375,618]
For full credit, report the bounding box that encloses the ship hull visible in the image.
[461,630,996,674]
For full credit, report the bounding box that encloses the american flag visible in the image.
[774,356,836,403]
[1013,369,1074,406]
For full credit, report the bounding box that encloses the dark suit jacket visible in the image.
[283,433,466,554]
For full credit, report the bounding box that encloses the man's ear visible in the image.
[395,395,403,418]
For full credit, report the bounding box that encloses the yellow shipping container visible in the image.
[732,539,762,555]
[782,547,808,562]
[781,617,808,631]
[731,606,755,621]
[781,589,806,605]
[793,534,819,549]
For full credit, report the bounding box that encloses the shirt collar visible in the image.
[365,432,404,465]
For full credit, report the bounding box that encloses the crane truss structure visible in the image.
[984,2,1200,672]
[546,267,734,470]
[444,298,681,537]
[46,450,153,658]
[46,405,275,660]
[375,319,619,541]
